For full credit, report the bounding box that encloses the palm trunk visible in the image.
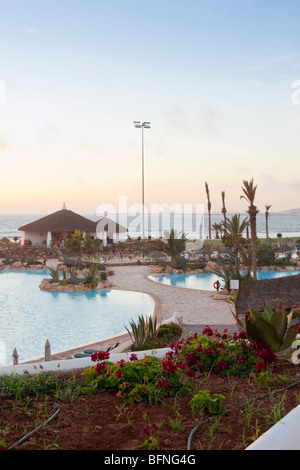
[234,242,239,275]
[249,210,257,281]
[265,212,269,239]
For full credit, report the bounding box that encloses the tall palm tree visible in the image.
[265,205,272,240]
[223,214,249,274]
[240,178,259,281]
[221,191,227,236]
[205,182,212,239]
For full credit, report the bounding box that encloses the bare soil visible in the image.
[1,362,300,452]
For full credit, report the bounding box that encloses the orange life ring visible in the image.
[213,281,220,290]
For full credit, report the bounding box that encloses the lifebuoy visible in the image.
[213,281,220,291]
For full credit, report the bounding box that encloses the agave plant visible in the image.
[125,315,159,350]
[246,303,300,353]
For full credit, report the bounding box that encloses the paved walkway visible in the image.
[33,264,236,363]
[110,265,234,325]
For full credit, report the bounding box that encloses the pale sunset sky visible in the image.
[0,0,300,215]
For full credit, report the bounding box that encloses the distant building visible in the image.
[18,204,128,247]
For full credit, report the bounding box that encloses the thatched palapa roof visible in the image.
[18,209,97,233]
[18,208,128,234]
[235,274,300,316]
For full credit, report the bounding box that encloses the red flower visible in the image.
[129,354,138,361]
[157,378,170,389]
[162,359,177,374]
[95,361,107,374]
[143,423,158,434]
[115,370,123,378]
[186,368,196,377]
[186,352,198,365]
[91,351,110,362]
[216,360,229,371]
[238,331,247,339]
[116,359,126,367]
[255,361,268,371]
[204,347,213,357]
[202,326,214,336]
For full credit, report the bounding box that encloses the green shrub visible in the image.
[190,390,226,416]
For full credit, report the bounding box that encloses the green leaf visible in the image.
[246,316,280,352]
[249,306,263,319]
[269,310,287,344]
[280,326,299,351]
[263,305,275,323]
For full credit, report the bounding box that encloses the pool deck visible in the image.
[29,263,236,363]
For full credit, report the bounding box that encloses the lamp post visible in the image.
[133,121,151,239]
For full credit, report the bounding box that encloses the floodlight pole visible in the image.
[133,121,150,239]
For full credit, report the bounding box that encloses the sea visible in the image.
[1,212,300,241]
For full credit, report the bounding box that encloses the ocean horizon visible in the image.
[1,212,300,241]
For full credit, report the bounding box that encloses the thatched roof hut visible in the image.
[18,205,128,247]
[235,274,300,323]
[18,209,97,233]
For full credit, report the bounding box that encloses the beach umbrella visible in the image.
[197,247,213,255]
[274,244,294,253]
[265,237,275,243]
[0,237,11,244]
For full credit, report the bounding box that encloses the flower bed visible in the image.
[1,327,300,450]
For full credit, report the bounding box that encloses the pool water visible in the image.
[149,270,300,292]
[0,269,154,365]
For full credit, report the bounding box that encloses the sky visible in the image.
[0,0,300,215]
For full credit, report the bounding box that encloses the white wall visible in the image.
[22,231,48,246]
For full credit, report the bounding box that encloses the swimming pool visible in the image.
[149,270,300,292]
[0,269,155,365]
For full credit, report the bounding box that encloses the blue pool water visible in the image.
[149,270,300,292]
[0,269,154,365]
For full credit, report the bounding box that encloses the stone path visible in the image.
[25,263,236,363]
[110,265,234,325]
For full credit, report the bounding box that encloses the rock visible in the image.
[220,288,229,294]
[82,268,90,275]
[11,261,23,269]
[39,279,51,290]
[29,264,43,269]
[204,261,219,272]
[165,266,173,273]
[151,266,164,273]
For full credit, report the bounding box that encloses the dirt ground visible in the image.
[1,362,300,452]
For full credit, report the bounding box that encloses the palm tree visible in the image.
[222,214,249,274]
[151,228,188,268]
[265,205,272,240]
[221,191,227,236]
[205,182,212,239]
[212,222,222,239]
[240,178,259,281]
